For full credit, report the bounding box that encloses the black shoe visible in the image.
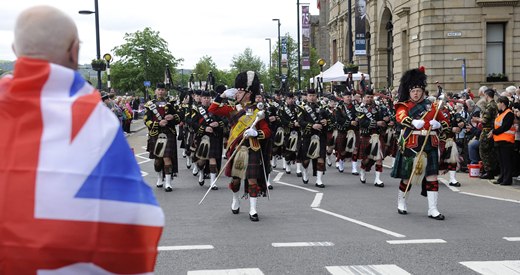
[297,172,302,177]
[449,182,461,187]
[231,208,240,214]
[198,181,204,186]
[491,179,500,185]
[398,209,407,215]
[360,178,366,184]
[315,183,325,188]
[165,186,173,192]
[286,171,291,174]
[249,213,259,222]
[268,185,274,190]
[429,214,445,220]
[303,179,309,184]
[211,185,218,190]
[187,164,191,169]
[374,182,384,188]
[156,184,163,188]
[193,171,199,176]
[339,169,344,173]
[352,172,360,176]
[480,173,494,179]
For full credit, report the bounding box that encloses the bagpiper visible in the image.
[356,89,387,187]
[297,88,330,187]
[144,83,183,192]
[334,90,360,174]
[208,71,271,222]
[191,90,224,189]
[391,67,449,220]
[280,92,301,174]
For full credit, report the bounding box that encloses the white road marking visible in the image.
[311,193,323,208]
[273,172,283,182]
[504,237,520,242]
[275,181,319,193]
[158,245,214,251]
[439,178,460,192]
[326,264,411,275]
[272,242,334,247]
[459,192,520,204]
[386,239,447,244]
[313,208,406,238]
[188,268,264,275]
[460,260,520,274]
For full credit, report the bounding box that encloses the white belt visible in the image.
[412,130,437,136]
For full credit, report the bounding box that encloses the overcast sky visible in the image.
[0,0,319,70]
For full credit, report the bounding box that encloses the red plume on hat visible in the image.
[418,66,426,73]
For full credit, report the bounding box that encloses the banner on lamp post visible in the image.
[354,0,367,56]
[302,5,311,70]
[281,36,288,75]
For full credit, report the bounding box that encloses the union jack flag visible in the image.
[0,58,164,274]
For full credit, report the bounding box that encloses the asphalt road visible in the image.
[127,124,520,275]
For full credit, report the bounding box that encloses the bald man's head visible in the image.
[13,6,79,69]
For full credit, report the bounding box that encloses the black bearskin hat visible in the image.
[235,71,260,96]
[307,88,317,95]
[200,90,211,97]
[156,82,166,89]
[397,66,427,102]
[215,84,227,94]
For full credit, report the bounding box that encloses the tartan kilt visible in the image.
[385,136,398,158]
[357,134,384,160]
[391,147,439,179]
[146,131,179,173]
[225,146,264,180]
[194,134,223,160]
[326,130,336,146]
[299,133,327,160]
[335,131,347,154]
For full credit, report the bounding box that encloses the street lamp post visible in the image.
[272,19,281,83]
[265,38,272,70]
[79,0,101,90]
[454,57,467,92]
[317,58,326,95]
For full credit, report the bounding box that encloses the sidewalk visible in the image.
[123,119,147,137]
[383,158,520,202]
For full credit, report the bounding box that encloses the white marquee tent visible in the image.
[311,61,369,83]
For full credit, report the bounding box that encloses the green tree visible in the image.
[230,48,265,74]
[110,27,182,96]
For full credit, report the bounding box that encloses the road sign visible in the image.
[144,81,151,87]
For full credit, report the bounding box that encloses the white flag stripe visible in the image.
[326,264,411,275]
[386,239,447,244]
[188,268,264,275]
[272,242,334,247]
[460,260,520,274]
[158,245,214,251]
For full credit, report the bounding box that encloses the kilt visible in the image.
[299,133,327,160]
[326,130,336,147]
[385,136,398,158]
[225,145,265,180]
[194,134,223,160]
[146,130,179,173]
[391,147,439,179]
[357,134,384,160]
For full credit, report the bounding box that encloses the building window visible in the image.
[332,39,338,64]
[486,23,505,75]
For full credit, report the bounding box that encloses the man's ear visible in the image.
[69,40,80,68]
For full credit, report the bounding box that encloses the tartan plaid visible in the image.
[225,146,265,180]
[147,131,179,173]
[194,134,223,159]
[299,133,327,160]
[391,147,439,179]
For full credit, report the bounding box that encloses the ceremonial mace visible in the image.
[198,110,266,205]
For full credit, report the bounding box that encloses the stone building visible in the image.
[315,0,519,91]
